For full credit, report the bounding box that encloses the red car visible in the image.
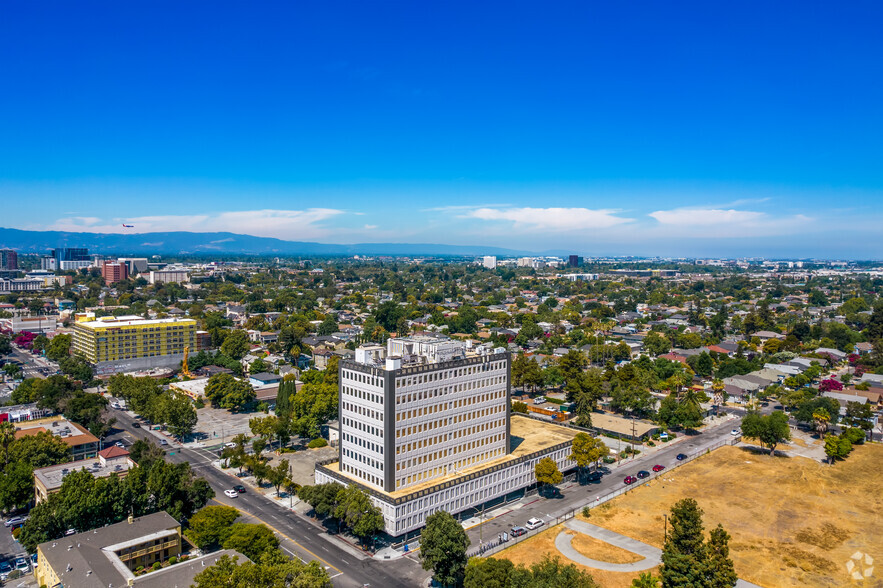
[652,464,665,472]
[623,476,637,485]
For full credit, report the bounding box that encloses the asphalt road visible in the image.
[107,408,422,588]
[463,417,743,550]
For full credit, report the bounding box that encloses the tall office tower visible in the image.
[53,248,91,271]
[338,335,510,492]
[482,255,497,269]
[0,249,18,270]
[568,255,582,267]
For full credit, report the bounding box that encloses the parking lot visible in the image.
[0,520,36,588]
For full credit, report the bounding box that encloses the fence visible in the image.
[466,435,740,559]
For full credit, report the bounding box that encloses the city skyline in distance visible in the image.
[2,2,882,258]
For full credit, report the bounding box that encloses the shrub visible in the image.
[603,456,615,464]
[647,440,656,447]
[581,506,591,518]
[194,398,205,409]
[168,556,179,565]
[308,438,328,448]
[843,427,866,444]
[152,561,162,571]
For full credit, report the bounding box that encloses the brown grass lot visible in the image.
[500,527,656,588]
[498,443,883,588]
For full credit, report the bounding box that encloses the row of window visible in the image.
[344,370,382,388]
[342,401,383,423]
[397,425,504,457]
[343,432,383,454]
[342,416,382,439]
[395,361,506,388]
[341,462,382,488]
[342,385,382,405]
[395,445,505,489]
[397,407,504,440]
[397,378,505,404]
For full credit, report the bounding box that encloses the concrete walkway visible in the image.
[554,519,764,587]
[555,518,660,572]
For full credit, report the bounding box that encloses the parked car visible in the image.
[225,442,237,448]
[4,516,27,528]
[115,441,125,448]
[730,429,741,436]
[533,396,546,405]
[586,471,603,482]
[233,484,246,493]
[510,526,527,537]
[0,561,12,581]
[224,489,239,498]
[652,464,665,472]
[160,439,168,446]
[636,470,650,479]
[15,557,29,573]
[65,528,77,536]
[30,553,38,565]
[623,476,637,485]
[111,402,121,409]
[132,422,140,428]
[676,453,687,461]
[525,518,544,530]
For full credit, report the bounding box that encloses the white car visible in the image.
[730,429,741,436]
[224,489,239,498]
[224,442,237,448]
[525,517,544,530]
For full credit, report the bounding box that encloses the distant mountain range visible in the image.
[0,227,549,257]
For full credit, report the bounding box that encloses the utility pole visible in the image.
[663,513,668,543]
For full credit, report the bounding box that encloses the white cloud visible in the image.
[648,208,766,226]
[465,207,633,231]
[363,224,378,230]
[46,208,346,240]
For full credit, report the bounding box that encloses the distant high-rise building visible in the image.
[102,261,129,285]
[0,249,17,270]
[118,257,149,274]
[52,248,91,271]
[482,256,497,269]
[568,255,582,268]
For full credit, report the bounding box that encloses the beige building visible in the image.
[14,417,99,461]
[34,446,135,503]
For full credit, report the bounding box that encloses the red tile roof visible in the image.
[98,445,129,459]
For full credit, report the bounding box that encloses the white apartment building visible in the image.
[482,256,497,269]
[149,269,191,284]
[316,335,578,536]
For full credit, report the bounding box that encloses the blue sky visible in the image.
[2,1,882,258]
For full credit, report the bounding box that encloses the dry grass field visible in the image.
[498,443,883,588]
[500,527,656,588]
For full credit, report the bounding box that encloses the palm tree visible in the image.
[813,408,831,437]
[711,378,726,414]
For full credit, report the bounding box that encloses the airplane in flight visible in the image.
[122,224,134,228]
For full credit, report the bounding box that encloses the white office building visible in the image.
[315,335,578,536]
[482,256,497,269]
[149,269,191,284]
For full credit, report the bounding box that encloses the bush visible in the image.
[194,398,205,409]
[168,556,179,565]
[307,438,328,448]
[843,427,866,444]
[152,561,162,571]
[603,456,615,464]
[545,397,565,405]
[647,440,656,447]
[581,506,591,518]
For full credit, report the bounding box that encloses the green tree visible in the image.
[660,498,707,587]
[420,510,471,587]
[186,505,240,550]
[221,329,251,360]
[510,555,599,586]
[192,553,331,588]
[824,434,853,464]
[163,392,198,439]
[334,485,384,546]
[205,373,256,411]
[267,460,290,496]
[534,457,563,497]
[643,332,671,356]
[705,524,738,588]
[298,482,344,518]
[45,334,72,361]
[464,557,514,588]
[845,401,873,431]
[568,433,608,482]
[222,523,280,561]
[740,411,791,455]
[632,572,661,588]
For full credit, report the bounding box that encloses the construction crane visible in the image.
[182,345,193,378]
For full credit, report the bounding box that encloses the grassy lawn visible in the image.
[497,443,883,587]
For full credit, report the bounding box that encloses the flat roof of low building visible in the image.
[14,417,98,447]
[324,415,579,500]
[76,316,196,328]
[588,412,659,437]
[35,454,134,492]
